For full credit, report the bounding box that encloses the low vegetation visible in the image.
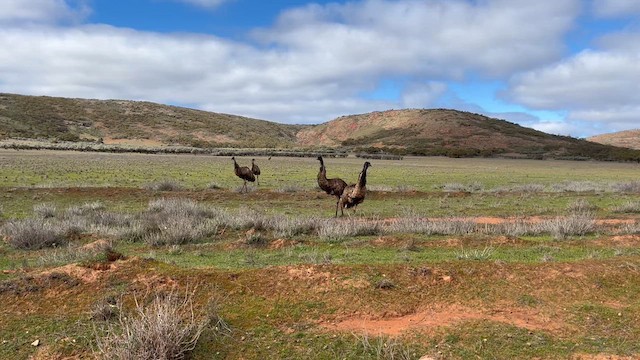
[1,151,640,359]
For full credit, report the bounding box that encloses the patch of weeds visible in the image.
[94,290,211,360]
[567,199,598,214]
[354,334,415,359]
[143,180,184,191]
[245,231,268,247]
[90,295,120,321]
[207,182,224,190]
[517,294,540,307]
[456,246,494,260]
[33,203,57,218]
[374,278,395,290]
[612,201,640,214]
[299,250,333,265]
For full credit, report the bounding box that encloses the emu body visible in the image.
[232,156,255,193]
[338,161,371,216]
[317,156,348,217]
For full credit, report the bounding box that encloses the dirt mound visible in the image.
[321,304,565,336]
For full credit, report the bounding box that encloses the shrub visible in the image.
[612,181,640,193]
[2,219,70,249]
[540,214,596,240]
[612,201,640,214]
[33,203,57,218]
[94,290,210,360]
[125,198,218,246]
[317,218,381,241]
[567,199,598,214]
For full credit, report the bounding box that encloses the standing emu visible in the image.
[251,159,261,185]
[232,156,255,193]
[317,156,348,217]
[338,161,371,216]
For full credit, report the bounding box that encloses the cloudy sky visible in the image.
[1,0,639,137]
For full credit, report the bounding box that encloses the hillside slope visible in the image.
[298,109,640,160]
[0,93,302,148]
[588,129,640,150]
[2,93,640,161]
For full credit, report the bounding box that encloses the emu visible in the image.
[232,156,255,193]
[338,161,371,216]
[317,156,348,217]
[251,159,261,185]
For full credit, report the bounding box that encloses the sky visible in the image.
[1,0,639,138]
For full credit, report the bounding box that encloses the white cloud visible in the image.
[592,0,640,17]
[0,0,584,125]
[170,0,229,9]
[256,0,580,78]
[401,82,447,109]
[0,0,90,25]
[506,31,640,133]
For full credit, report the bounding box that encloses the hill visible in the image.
[0,93,303,148]
[588,129,640,150]
[2,93,640,161]
[297,109,640,160]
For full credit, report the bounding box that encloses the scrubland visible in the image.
[1,150,640,359]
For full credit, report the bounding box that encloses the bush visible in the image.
[2,219,71,249]
[94,290,210,360]
[540,214,596,240]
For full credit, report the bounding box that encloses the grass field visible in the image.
[1,149,640,359]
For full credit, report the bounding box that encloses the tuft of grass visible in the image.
[456,246,495,260]
[91,295,121,321]
[207,182,224,190]
[33,203,57,218]
[612,201,640,214]
[612,181,640,193]
[94,290,211,360]
[355,334,414,360]
[567,199,598,214]
[144,180,184,192]
[317,218,381,241]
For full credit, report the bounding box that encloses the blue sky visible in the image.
[1,0,639,137]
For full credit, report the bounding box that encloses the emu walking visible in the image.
[232,156,255,193]
[317,156,348,217]
[251,159,261,185]
[338,161,371,216]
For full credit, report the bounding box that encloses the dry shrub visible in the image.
[94,290,210,360]
[612,181,640,193]
[33,203,57,218]
[566,199,598,214]
[2,218,72,249]
[317,218,381,240]
[127,199,219,246]
[540,214,596,240]
[612,201,640,214]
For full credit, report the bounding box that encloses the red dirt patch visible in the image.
[571,355,639,360]
[321,304,565,336]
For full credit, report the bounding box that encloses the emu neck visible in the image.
[318,160,327,180]
[355,165,368,190]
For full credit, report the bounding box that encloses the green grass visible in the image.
[2,150,640,359]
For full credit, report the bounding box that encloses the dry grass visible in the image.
[94,290,210,360]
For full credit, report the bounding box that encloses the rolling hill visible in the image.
[298,109,640,160]
[588,129,640,150]
[0,93,303,148]
[2,93,640,161]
